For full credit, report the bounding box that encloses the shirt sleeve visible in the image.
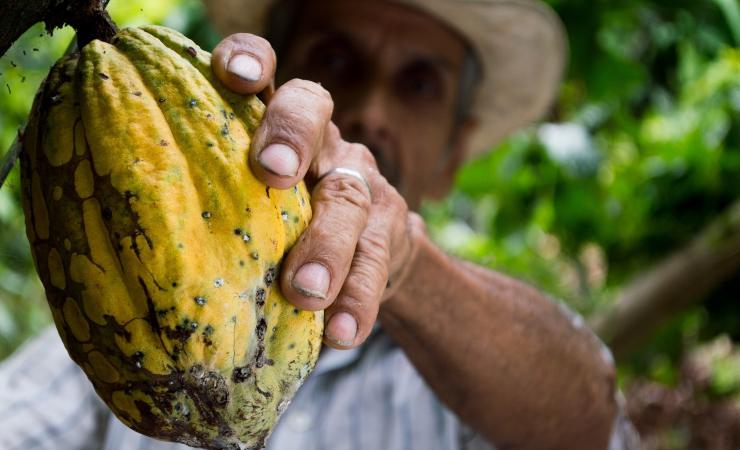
[0,326,109,450]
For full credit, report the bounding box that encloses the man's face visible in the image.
[276,0,474,209]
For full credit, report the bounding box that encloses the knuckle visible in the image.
[370,173,402,207]
[346,142,377,167]
[307,221,357,256]
[283,79,333,107]
[316,175,372,212]
[263,111,319,154]
[358,230,391,268]
[346,256,387,301]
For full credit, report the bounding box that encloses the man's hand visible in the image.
[212,34,420,350]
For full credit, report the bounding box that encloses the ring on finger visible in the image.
[319,167,372,200]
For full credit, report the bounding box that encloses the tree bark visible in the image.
[591,199,740,358]
[0,0,113,57]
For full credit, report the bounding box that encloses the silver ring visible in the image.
[321,167,372,199]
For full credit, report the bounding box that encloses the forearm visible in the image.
[379,230,618,450]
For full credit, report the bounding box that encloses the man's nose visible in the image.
[335,86,393,145]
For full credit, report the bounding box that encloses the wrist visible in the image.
[381,212,431,308]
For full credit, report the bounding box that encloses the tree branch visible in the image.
[0,0,113,57]
[591,199,740,358]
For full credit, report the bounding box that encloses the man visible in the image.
[0,0,639,449]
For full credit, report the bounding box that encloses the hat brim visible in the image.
[203,0,567,157]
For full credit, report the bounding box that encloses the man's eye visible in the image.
[397,62,444,102]
[306,40,356,79]
[321,51,349,72]
[405,75,437,95]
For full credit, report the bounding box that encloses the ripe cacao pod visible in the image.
[20,25,322,449]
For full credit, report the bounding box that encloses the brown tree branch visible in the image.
[591,199,740,358]
[0,0,113,57]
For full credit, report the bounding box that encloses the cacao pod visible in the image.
[20,25,322,449]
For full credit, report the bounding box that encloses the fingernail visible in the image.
[292,262,330,300]
[227,53,262,81]
[259,143,300,177]
[326,312,357,347]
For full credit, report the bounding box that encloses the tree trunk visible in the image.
[0,0,113,57]
[591,199,740,358]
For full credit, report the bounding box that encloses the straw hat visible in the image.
[203,0,567,156]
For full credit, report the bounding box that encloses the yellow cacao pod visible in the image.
[20,25,322,449]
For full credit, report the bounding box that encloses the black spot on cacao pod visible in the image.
[255,288,266,306]
[102,207,113,220]
[186,365,229,408]
[158,97,166,103]
[194,296,206,306]
[201,211,211,219]
[188,98,198,108]
[256,318,267,340]
[238,260,245,267]
[265,186,270,198]
[250,251,259,260]
[132,351,144,369]
[232,366,251,383]
[166,319,197,343]
[288,343,296,350]
[264,267,276,287]
[293,308,299,315]
[203,325,214,336]
[171,282,178,288]
[186,46,197,57]
[233,228,241,235]
[133,91,142,96]
[98,72,109,80]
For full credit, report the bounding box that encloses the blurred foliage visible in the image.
[0,0,738,427]
[425,0,740,382]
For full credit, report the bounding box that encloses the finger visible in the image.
[324,183,406,349]
[249,79,334,189]
[280,165,373,311]
[211,33,276,94]
[323,237,388,348]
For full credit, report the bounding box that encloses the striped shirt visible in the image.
[0,325,639,450]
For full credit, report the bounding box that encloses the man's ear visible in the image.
[426,117,479,200]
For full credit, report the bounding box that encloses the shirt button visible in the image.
[287,410,313,432]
